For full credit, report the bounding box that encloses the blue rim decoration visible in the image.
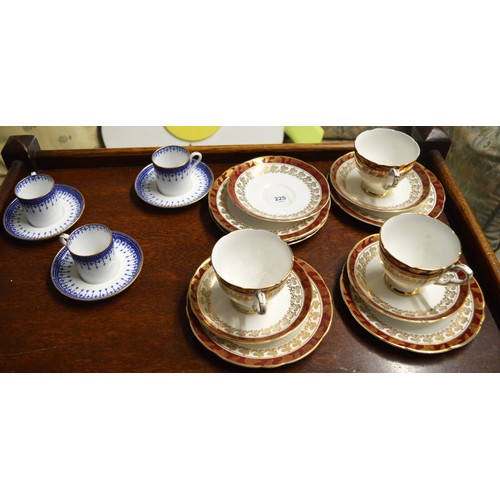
[135,162,214,208]
[51,231,143,301]
[3,185,85,240]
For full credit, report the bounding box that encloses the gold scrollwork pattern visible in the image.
[356,293,474,345]
[235,163,322,220]
[207,291,322,359]
[217,179,313,235]
[199,268,304,338]
[338,158,425,211]
[356,244,461,319]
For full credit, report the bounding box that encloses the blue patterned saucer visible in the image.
[51,231,143,301]
[3,185,85,241]
[134,162,214,208]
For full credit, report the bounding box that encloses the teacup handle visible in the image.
[435,263,474,286]
[384,167,400,189]
[59,233,70,247]
[255,291,267,315]
[190,152,202,169]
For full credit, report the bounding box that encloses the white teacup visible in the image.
[14,172,63,227]
[379,213,473,295]
[354,128,420,197]
[152,145,202,197]
[211,229,294,315]
[59,224,119,284]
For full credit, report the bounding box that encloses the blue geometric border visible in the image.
[3,184,85,241]
[135,162,214,208]
[51,231,143,301]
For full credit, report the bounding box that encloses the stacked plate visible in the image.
[341,234,485,353]
[329,152,445,227]
[208,156,331,244]
[186,257,333,368]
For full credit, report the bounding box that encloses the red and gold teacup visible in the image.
[379,214,473,295]
[211,229,294,315]
[354,128,420,197]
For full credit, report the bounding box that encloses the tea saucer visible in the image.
[340,265,484,353]
[188,257,313,343]
[3,185,85,241]
[187,258,333,368]
[134,162,214,208]
[330,167,445,227]
[209,167,329,243]
[51,231,143,301]
[330,152,431,212]
[346,235,470,322]
[227,156,330,222]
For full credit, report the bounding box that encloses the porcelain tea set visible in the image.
[329,128,446,226]
[334,129,484,353]
[2,130,485,362]
[186,154,334,367]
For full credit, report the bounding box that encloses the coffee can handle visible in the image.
[59,233,70,247]
[190,151,202,170]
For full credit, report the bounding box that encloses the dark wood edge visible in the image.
[29,142,356,170]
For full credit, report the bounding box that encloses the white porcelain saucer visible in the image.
[188,258,313,343]
[51,231,143,301]
[227,156,330,222]
[208,167,329,243]
[3,185,85,241]
[346,235,470,322]
[134,162,214,208]
[330,152,431,213]
[330,167,445,228]
[187,258,333,368]
[340,265,484,354]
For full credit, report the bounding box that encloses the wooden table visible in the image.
[1,131,499,372]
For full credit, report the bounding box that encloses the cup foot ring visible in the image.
[361,183,392,198]
[384,274,422,296]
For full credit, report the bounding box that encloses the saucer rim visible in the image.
[50,230,143,301]
[134,161,214,208]
[347,234,470,323]
[209,167,330,242]
[330,152,431,213]
[340,265,484,354]
[330,167,445,227]
[3,184,85,241]
[187,258,333,368]
[226,156,331,223]
[209,204,330,246]
[188,257,314,344]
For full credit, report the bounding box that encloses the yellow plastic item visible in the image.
[284,126,324,144]
[165,126,221,142]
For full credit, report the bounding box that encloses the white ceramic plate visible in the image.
[346,235,470,322]
[330,152,431,212]
[187,258,333,368]
[227,156,330,222]
[208,167,325,240]
[330,166,445,227]
[188,258,313,343]
[340,265,484,354]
